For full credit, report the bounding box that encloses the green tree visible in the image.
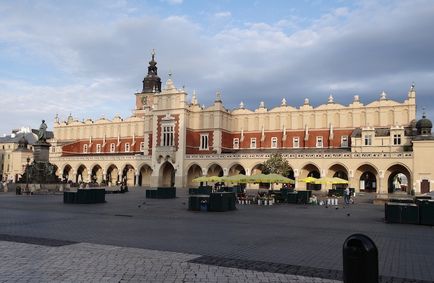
[261,153,291,176]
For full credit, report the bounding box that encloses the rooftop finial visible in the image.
[168,70,172,78]
[411,81,415,90]
[422,107,426,118]
[151,49,155,61]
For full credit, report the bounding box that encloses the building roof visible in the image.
[0,132,39,145]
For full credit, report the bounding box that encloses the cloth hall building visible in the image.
[48,53,434,195]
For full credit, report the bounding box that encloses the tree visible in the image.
[261,153,291,176]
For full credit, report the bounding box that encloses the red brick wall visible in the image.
[186,129,214,154]
[62,137,144,156]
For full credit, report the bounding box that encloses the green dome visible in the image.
[416,116,432,129]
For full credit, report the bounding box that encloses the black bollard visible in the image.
[343,234,378,283]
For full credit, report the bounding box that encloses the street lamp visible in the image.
[26,157,30,191]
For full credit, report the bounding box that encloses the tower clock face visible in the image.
[142,96,147,105]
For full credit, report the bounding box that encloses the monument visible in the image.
[17,120,60,192]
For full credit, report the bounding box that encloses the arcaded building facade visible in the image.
[49,54,434,195]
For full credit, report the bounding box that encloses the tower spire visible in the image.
[142,50,162,93]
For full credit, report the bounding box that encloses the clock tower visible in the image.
[135,50,162,111]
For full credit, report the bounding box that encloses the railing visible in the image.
[185,152,413,160]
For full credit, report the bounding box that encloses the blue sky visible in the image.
[0,0,433,134]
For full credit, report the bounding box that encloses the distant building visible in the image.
[0,128,35,182]
[48,53,434,194]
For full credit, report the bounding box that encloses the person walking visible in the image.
[344,187,350,205]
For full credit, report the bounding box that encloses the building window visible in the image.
[162,125,174,147]
[83,144,88,153]
[341,136,349,147]
[271,137,278,148]
[393,134,401,145]
[200,134,209,150]
[293,137,300,148]
[233,138,239,149]
[125,143,130,152]
[51,147,56,153]
[96,144,101,153]
[250,138,257,149]
[110,143,115,153]
[140,142,145,151]
[364,135,372,146]
[316,136,323,148]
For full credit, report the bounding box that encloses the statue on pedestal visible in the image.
[38,120,48,142]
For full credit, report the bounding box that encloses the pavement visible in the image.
[0,188,433,282]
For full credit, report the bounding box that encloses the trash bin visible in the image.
[200,200,208,211]
[343,234,378,283]
[419,200,434,226]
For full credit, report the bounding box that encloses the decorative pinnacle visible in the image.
[422,107,426,118]
[151,49,155,60]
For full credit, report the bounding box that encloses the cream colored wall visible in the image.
[412,140,434,192]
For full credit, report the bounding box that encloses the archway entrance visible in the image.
[106,164,119,186]
[138,164,152,187]
[159,162,175,187]
[355,164,378,192]
[207,164,223,177]
[301,164,321,190]
[386,164,411,194]
[76,165,88,183]
[329,164,349,189]
[187,164,202,188]
[228,164,246,176]
[62,165,73,182]
[122,164,135,186]
[91,165,103,185]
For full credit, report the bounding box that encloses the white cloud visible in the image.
[0,0,434,134]
[214,11,231,18]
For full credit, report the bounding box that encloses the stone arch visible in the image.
[385,163,412,194]
[328,163,349,189]
[76,164,88,183]
[300,163,321,190]
[207,163,224,177]
[251,163,265,175]
[186,163,203,188]
[121,164,135,186]
[159,161,175,187]
[106,164,119,186]
[138,163,152,187]
[62,164,73,182]
[355,163,379,192]
[91,164,104,185]
[228,163,246,176]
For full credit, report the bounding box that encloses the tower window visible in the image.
[200,134,209,150]
[393,134,401,145]
[162,125,174,147]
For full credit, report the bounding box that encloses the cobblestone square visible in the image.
[0,189,433,282]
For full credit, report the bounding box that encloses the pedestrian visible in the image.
[344,187,350,205]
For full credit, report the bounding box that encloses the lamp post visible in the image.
[26,157,30,191]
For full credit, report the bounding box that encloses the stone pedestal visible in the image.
[33,142,51,162]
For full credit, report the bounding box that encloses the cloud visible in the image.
[163,0,183,5]
[0,0,434,134]
[214,11,231,18]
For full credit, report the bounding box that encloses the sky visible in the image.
[0,0,433,134]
